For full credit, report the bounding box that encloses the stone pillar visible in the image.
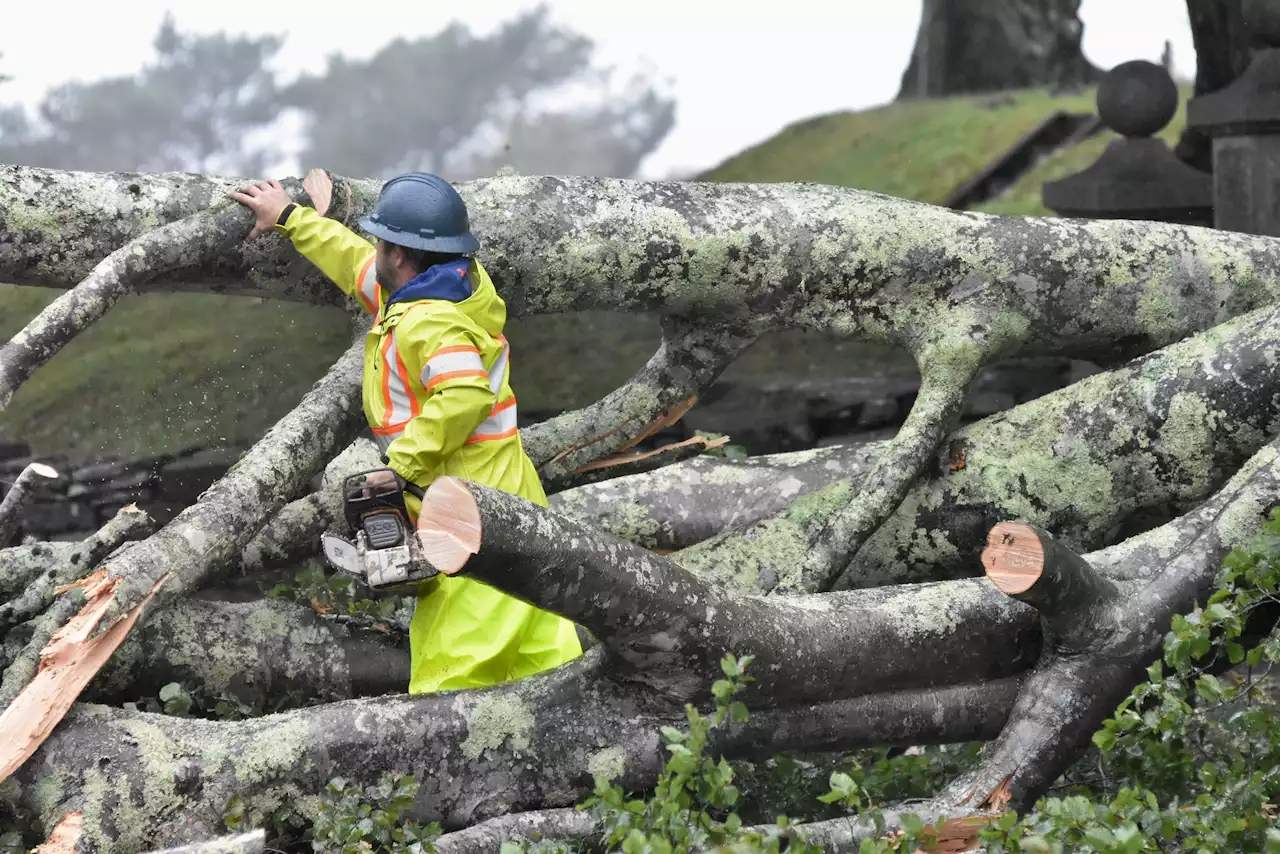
[1042,60,1213,226]
[1186,0,1280,235]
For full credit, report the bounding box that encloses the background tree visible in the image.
[896,0,1102,100]
[1174,0,1251,171]
[279,3,675,179]
[0,15,284,174]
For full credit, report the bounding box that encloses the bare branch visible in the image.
[0,461,60,547]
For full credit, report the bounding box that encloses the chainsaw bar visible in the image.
[321,533,363,577]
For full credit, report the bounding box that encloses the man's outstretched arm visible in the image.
[229,179,381,314]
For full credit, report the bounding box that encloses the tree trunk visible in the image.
[1175,0,1252,171]
[897,0,1102,100]
[3,163,1280,851]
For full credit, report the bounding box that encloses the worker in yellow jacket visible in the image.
[229,172,582,694]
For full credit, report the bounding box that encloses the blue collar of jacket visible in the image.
[383,257,473,308]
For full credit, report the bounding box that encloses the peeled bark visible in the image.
[0,338,366,785]
[0,505,155,634]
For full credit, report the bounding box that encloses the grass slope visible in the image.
[0,84,1191,461]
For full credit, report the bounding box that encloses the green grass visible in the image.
[0,83,1194,461]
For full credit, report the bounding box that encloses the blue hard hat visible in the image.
[358,172,480,254]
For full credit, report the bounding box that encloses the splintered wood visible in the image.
[981,521,1044,595]
[546,395,700,468]
[904,815,999,853]
[415,477,482,575]
[571,434,729,475]
[0,568,169,784]
[33,811,82,853]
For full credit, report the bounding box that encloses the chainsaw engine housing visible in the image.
[319,468,440,590]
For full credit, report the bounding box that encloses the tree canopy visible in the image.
[0,5,675,179]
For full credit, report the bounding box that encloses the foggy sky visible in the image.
[1,0,1196,178]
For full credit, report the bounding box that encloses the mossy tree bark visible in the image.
[2,164,1280,850]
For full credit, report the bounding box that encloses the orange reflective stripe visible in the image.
[426,369,488,390]
[378,332,416,430]
[466,394,519,444]
[355,256,378,313]
[393,335,421,419]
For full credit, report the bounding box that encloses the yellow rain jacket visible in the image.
[275,204,583,694]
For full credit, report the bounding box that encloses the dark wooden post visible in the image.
[1042,60,1212,226]
[1186,0,1280,235]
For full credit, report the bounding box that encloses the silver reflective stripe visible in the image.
[420,347,486,389]
[382,331,416,426]
[487,339,509,395]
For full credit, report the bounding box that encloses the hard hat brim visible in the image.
[359,215,480,255]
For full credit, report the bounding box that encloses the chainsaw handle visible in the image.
[378,455,427,499]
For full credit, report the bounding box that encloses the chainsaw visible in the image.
[319,468,440,590]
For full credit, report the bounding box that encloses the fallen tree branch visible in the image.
[983,522,1121,652]
[548,434,730,492]
[0,567,167,784]
[549,439,884,551]
[4,650,1028,848]
[235,437,382,574]
[86,597,407,708]
[759,806,999,854]
[942,436,1280,812]
[0,504,155,633]
[0,206,253,413]
[143,831,265,854]
[0,461,59,547]
[0,337,366,785]
[9,165,1280,496]
[415,477,1038,703]
[523,316,758,488]
[676,300,1280,593]
[432,808,596,854]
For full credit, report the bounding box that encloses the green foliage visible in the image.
[496,655,950,854]
[265,561,416,635]
[221,772,440,853]
[980,506,1280,852]
[309,774,441,854]
[694,431,749,459]
[123,678,297,722]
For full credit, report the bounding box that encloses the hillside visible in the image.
[0,83,1191,461]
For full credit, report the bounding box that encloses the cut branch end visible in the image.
[982,521,1044,595]
[416,476,481,574]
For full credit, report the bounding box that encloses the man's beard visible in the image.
[375,256,396,291]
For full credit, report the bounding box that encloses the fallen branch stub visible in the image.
[982,521,1121,652]
[0,461,60,547]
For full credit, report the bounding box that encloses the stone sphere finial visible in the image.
[1097,59,1178,138]
[1243,0,1280,48]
